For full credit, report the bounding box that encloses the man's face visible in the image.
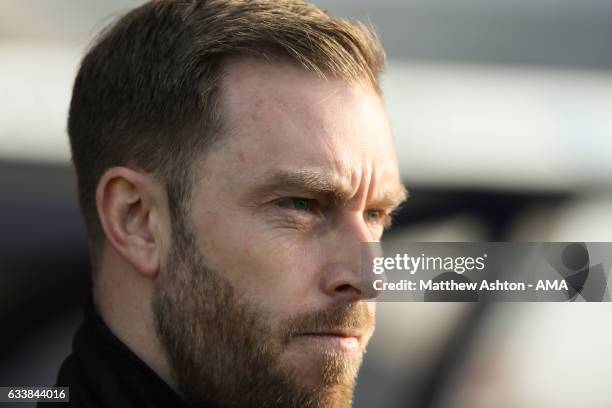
[153,58,405,407]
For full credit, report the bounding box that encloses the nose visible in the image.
[319,214,383,301]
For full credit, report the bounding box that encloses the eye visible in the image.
[364,209,387,225]
[276,197,318,212]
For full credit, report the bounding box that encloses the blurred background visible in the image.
[1,1,612,407]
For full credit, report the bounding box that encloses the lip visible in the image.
[295,331,362,352]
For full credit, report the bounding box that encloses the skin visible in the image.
[93,57,406,404]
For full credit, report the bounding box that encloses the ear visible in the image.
[96,167,164,278]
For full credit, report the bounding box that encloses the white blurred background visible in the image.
[1,1,612,407]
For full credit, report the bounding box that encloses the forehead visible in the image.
[214,57,401,189]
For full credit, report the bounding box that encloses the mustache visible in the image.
[281,302,374,343]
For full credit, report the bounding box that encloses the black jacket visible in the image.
[41,300,187,407]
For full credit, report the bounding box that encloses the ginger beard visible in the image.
[152,222,374,408]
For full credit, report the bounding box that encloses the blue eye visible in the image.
[276,197,315,212]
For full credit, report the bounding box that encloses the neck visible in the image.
[93,251,179,393]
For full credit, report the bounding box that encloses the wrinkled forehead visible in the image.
[216,57,401,189]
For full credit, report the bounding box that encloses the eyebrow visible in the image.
[251,168,409,210]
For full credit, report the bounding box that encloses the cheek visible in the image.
[243,241,325,312]
[192,209,323,309]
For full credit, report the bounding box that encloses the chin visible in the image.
[280,346,363,390]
